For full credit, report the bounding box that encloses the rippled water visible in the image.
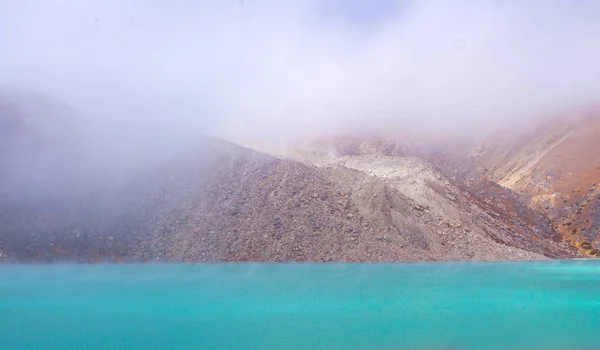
[1,261,600,350]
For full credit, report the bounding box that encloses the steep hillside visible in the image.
[0,92,579,262]
[3,135,573,263]
[288,139,574,260]
[471,108,600,256]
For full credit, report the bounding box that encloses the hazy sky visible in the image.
[2,0,600,149]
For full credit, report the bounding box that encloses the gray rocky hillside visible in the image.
[0,93,578,262]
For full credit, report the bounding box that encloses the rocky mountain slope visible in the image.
[289,138,575,259]
[0,92,579,262]
[469,108,600,256]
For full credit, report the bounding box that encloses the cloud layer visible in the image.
[2,0,600,149]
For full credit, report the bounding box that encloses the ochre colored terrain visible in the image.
[471,108,600,256]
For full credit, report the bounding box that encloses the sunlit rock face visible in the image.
[468,107,600,256]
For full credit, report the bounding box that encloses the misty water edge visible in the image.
[1,261,600,350]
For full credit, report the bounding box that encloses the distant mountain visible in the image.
[0,91,580,262]
[470,107,600,256]
[1,98,82,234]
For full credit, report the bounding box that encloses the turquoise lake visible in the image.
[1,261,600,350]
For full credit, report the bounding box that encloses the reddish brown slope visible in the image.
[471,108,600,256]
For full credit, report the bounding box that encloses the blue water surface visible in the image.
[1,261,600,350]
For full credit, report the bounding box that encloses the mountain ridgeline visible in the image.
[0,92,583,262]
